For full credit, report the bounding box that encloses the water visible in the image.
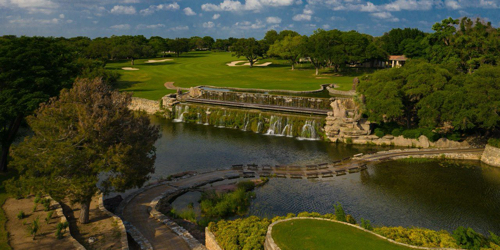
[249,161,500,235]
[149,115,500,235]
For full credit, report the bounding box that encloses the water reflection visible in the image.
[249,161,500,235]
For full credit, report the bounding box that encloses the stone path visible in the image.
[121,170,237,250]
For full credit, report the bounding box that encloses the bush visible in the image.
[375,226,459,248]
[391,128,402,137]
[488,138,500,148]
[360,218,373,231]
[346,215,357,224]
[209,216,271,250]
[34,193,41,204]
[333,203,346,222]
[32,204,37,213]
[41,198,51,211]
[17,211,25,220]
[45,211,54,224]
[402,129,422,139]
[446,132,462,142]
[374,128,385,138]
[200,188,253,219]
[29,217,40,240]
[345,137,353,144]
[237,180,256,191]
[452,226,487,250]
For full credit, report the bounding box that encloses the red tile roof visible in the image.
[389,55,408,61]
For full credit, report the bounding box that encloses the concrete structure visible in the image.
[388,55,408,68]
[481,144,500,167]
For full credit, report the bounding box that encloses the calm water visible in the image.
[150,116,500,235]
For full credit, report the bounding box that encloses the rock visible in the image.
[481,145,500,167]
[189,87,202,98]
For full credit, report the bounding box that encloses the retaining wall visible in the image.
[335,135,470,148]
[481,144,500,167]
[264,217,465,250]
[128,97,161,114]
[98,193,129,250]
[205,228,223,250]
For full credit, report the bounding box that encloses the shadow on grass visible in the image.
[115,81,141,90]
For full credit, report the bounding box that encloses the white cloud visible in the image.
[183,7,197,15]
[202,0,297,12]
[293,13,311,21]
[445,0,461,9]
[330,16,346,21]
[145,23,165,29]
[384,0,434,11]
[169,25,189,31]
[371,11,400,22]
[8,0,58,14]
[110,5,136,14]
[203,21,215,28]
[212,13,221,19]
[322,24,330,29]
[110,24,130,29]
[140,3,180,15]
[59,13,64,18]
[9,17,59,26]
[234,19,266,29]
[266,16,282,24]
[66,19,73,23]
[479,0,498,8]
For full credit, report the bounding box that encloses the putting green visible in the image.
[106,51,355,100]
[272,219,413,250]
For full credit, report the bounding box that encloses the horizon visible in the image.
[0,0,499,39]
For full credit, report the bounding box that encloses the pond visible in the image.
[150,116,500,235]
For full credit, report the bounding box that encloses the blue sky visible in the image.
[0,0,499,39]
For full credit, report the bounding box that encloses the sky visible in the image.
[0,0,499,39]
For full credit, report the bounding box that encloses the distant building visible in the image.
[388,55,408,68]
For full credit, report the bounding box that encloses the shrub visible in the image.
[452,226,487,249]
[446,132,462,142]
[209,216,271,250]
[32,204,37,213]
[45,211,54,224]
[345,137,353,144]
[374,128,385,138]
[200,188,253,219]
[375,226,459,248]
[29,217,40,240]
[237,180,255,191]
[346,215,357,224]
[17,211,25,220]
[333,203,346,222]
[488,138,500,148]
[34,193,41,204]
[391,128,402,137]
[360,218,373,231]
[42,198,51,211]
[402,129,422,139]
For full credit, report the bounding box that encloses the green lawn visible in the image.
[272,219,412,250]
[0,171,16,250]
[107,51,355,100]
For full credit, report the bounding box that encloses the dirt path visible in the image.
[164,82,189,91]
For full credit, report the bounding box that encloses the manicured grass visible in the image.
[0,171,17,250]
[272,219,413,250]
[107,51,355,100]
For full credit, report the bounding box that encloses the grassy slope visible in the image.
[107,51,355,100]
[0,171,16,250]
[272,220,412,250]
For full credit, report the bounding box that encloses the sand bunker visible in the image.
[122,67,139,71]
[227,61,272,67]
[146,59,173,63]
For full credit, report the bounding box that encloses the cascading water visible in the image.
[171,103,324,140]
[299,120,318,140]
[173,105,189,122]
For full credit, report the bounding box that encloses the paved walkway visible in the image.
[121,170,237,250]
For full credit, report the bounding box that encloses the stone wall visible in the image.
[98,194,129,250]
[128,97,161,114]
[481,144,500,167]
[205,228,223,250]
[344,135,470,148]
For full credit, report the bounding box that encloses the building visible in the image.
[388,55,408,68]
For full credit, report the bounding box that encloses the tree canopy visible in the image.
[232,38,265,67]
[10,78,160,223]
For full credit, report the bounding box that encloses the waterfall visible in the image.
[173,105,189,122]
[197,113,202,124]
[299,120,318,140]
[204,108,210,125]
[266,116,284,136]
[243,114,249,131]
[218,110,227,128]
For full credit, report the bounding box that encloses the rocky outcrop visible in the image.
[129,97,160,115]
[324,98,371,140]
[481,145,500,167]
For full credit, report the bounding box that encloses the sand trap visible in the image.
[122,67,139,71]
[227,61,272,67]
[146,59,173,63]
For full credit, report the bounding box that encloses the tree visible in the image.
[304,29,329,75]
[169,38,190,57]
[268,35,305,70]
[0,36,77,172]
[10,78,160,223]
[149,36,167,57]
[232,38,264,67]
[203,36,215,50]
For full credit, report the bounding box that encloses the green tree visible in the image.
[168,38,190,57]
[232,38,264,67]
[0,36,77,172]
[10,78,160,223]
[149,36,168,57]
[202,36,215,50]
[333,203,346,222]
[304,29,329,75]
[268,35,306,70]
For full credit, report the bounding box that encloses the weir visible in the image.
[172,103,325,140]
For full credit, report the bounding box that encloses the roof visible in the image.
[389,55,408,61]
